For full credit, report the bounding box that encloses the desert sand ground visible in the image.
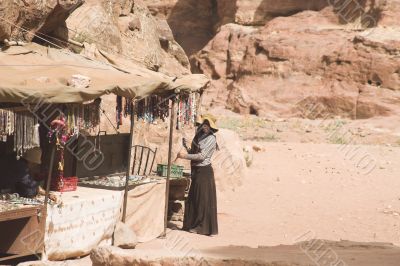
[135,138,400,265]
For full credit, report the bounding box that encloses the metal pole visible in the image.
[122,110,135,222]
[163,98,176,237]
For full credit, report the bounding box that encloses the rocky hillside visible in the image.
[0,0,190,76]
[144,0,400,119]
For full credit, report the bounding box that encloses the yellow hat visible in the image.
[196,114,218,132]
[22,148,42,165]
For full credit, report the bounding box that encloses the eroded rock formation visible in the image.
[143,0,400,119]
[0,0,83,42]
[0,0,190,76]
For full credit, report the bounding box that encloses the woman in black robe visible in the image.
[177,114,219,236]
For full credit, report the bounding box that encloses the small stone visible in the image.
[69,74,91,88]
[113,222,138,249]
[252,145,264,152]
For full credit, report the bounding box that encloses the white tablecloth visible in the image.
[44,180,166,260]
[44,187,123,260]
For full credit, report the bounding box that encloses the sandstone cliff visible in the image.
[144,0,400,119]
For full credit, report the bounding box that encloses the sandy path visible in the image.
[216,142,400,247]
[139,142,400,254]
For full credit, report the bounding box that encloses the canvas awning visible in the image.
[0,43,209,104]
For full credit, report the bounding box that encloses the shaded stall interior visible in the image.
[0,108,51,262]
[64,133,130,179]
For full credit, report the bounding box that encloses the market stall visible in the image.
[0,43,208,262]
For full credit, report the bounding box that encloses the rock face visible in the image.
[143,0,400,119]
[145,0,329,56]
[0,0,83,42]
[0,0,190,77]
[65,0,190,76]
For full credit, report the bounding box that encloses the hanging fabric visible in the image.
[0,109,15,142]
[65,100,101,134]
[13,111,40,157]
[121,93,197,126]
[116,96,123,129]
[135,95,169,123]
[175,93,198,130]
[124,97,133,117]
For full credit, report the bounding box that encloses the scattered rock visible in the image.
[113,222,138,249]
[69,74,91,88]
[252,145,264,152]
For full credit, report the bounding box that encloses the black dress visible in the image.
[182,132,218,235]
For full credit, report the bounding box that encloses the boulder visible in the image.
[113,222,138,249]
[213,129,246,191]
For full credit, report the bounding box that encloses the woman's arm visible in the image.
[181,136,216,161]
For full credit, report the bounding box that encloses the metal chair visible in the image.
[131,145,157,176]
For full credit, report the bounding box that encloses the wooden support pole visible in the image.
[122,111,135,222]
[43,144,56,214]
[163,98,176,237]
[40,143,56,259]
